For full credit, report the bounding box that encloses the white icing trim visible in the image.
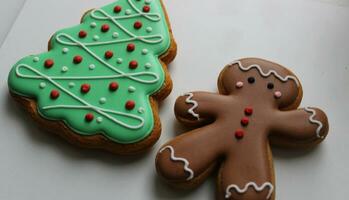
[159,146,194,181]
[15,64,144,130]
[183,93,200,120]
[304,107,324,138]
[17,63,159,84]
[225,182,274,199]
[88,8,163,44]
[51,0,167,84]
[55,33,159,84]
[230,60,300,87]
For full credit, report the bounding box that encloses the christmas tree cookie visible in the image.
[8,0,176,154]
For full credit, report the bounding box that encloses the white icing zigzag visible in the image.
[304,107,324,139]
[230,60,300,87]
[159,146,194,181]
[183,93,200,120]
[225,182,274,199]
[16,64,144,129]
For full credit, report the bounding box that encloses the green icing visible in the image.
[8,0,171,144]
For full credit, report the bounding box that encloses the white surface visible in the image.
[0,0,26,46]
[0,0,348,199]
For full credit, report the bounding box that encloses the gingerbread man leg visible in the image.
[217,147,275,200]
[156,125,225,184]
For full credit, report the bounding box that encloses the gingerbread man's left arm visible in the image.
[174,92,230,126]
[269,107,329,147]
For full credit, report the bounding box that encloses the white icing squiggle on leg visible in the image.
[304,107,324,138]
[183,93,200,120]
[225,182,274,199]
[159,145,194,181]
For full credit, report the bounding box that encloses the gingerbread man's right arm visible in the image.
[174,92,229,126]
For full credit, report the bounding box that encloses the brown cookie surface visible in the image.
[156,58,329,199]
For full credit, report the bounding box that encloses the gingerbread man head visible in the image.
[156,58,329,200]
[219,58,302,110]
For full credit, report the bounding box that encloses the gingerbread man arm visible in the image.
[269,107,329,147]
[174,92,229,125]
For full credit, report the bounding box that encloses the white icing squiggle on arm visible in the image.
[304,107,324,139]
[225,182,274,199]
[230,60,300,87]
[183,93,200,120]
[159,146,194,181]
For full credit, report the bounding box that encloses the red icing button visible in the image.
[44,59,54,68]
[114,5,122,13]
[134,21,143,29]
[235,129,244,139]
[105,50,114,59]
[78,30,87,38]
[101,24,110,32]
[85,113,94,122]
[109,82,119,91]
[81,84,91,93]
[73,55,83,64]
[244,107,253,116]
[50,90,60,99]
[143,6,150,12]
[127,43,135,52]
[125,100,135,110]
[241,117,249,126]
[129,60,138,69]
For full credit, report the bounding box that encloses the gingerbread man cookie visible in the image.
[156,58,329,199]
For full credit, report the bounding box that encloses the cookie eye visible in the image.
[267,83,274,89]
[247,77,255,84]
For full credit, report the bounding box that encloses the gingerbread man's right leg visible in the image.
[156,124,225,186]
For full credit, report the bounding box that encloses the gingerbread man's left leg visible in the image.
[156,124,226,186]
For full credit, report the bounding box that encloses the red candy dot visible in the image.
[134,21,143,29]
[109,82,119,91]
[125,100,135,110]
[143,6,150,13]
[50,90,60,99]
[127,43,135,52]
[244,107,253,116]
[78,30,87,38]
[114,5,122,13]
[44,59,54,68]
[81,84,91,93]
[101,24,110,32]
[235,129,244,139]
[73,55,83,64]
[85,113,94,122]
[241,117,249,126]
[105,50,114,59]
[129,60,138,69]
